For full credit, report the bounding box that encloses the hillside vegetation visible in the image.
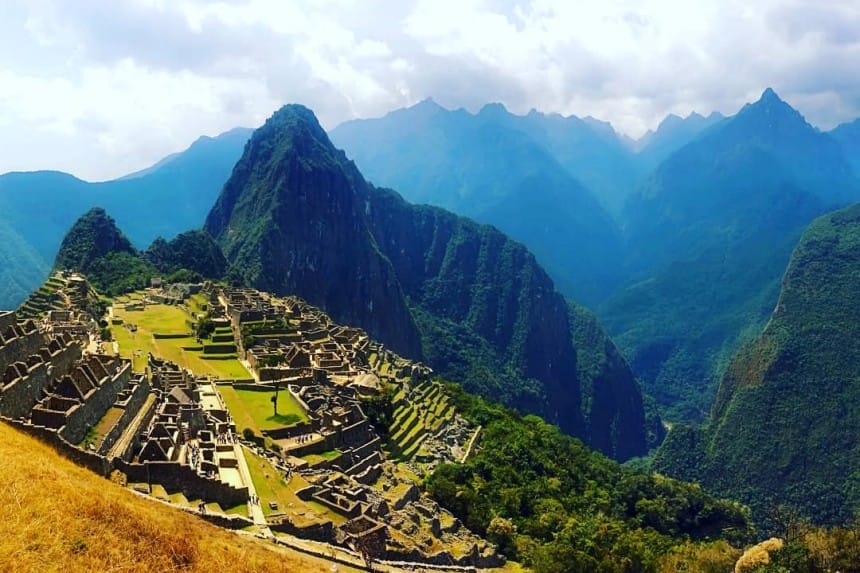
[54,208,226,295]
[0,420,338,573]
[427,383,752,573]
[655,202,860,529]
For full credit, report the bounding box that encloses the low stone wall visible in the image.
[98,382,153,456]
[269,517,334,542]
[143,460,249,508]
[261,421,315,440]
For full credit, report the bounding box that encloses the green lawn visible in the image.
[301,450,341,465]
[112,298,250,379]
[218,386,307,436]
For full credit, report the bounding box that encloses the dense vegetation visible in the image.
[0,128,250,308]
[655,203,860,529]
[426,383,752,572]
[54,208,226,295]
[144,229,228,278]
[205,104,652,460]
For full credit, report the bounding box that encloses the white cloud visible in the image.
[1,0,859,180]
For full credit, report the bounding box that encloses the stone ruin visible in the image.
[0,281,504,570]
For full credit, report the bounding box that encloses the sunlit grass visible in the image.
[218,386,307,435]
[0,420,338,573]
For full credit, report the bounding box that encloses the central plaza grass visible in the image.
[111,299,250,380]
[218,385,308,435]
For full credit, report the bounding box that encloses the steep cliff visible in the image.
[204,105,423,358]
[655,203,860,526]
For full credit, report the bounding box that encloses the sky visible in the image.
[1,0,859,181]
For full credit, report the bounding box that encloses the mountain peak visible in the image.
[54,207,137,273]
[759,86,781,103]
[478,102,510,118]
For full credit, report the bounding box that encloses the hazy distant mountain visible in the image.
[330,100,631,305]
[655,203,860,527]
[207,104,651,460]
[830,118,860,175]
[634,111,725,170]
[602,88,860,422]
[0,127,251,308]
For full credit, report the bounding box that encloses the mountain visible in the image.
[204,106,423,359]
[144,229,228,279]
[602,88,860,422]
[330,100,630,306]
[55,208,226,295]
[0,127,252,308]
[830,118,860,175]
[53,208,156,295]
[634,111,725,170]
[654,202,860,527]
[205,104,651,460]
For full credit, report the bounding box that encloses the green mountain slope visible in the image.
[55,208,226,295]
[205,104,652,460]
[0,128,251,308]
[603,88,860,423]
[655,202,860,527]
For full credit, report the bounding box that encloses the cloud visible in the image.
[1,0,859,180]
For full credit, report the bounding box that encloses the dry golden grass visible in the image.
[0,421,337,573]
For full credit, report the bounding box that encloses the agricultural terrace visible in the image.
[218,385,308,435]
[111,292,250,380]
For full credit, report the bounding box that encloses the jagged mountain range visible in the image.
[330,88,860,424]
[5,88,860,438]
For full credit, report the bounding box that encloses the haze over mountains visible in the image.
[5,84,860,543]
[0,127,251,307]
[655,203,860,527]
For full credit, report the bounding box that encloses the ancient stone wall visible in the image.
[1,362,49,419]
[98,381,152,456]
[141,461,249,508]
[60,365,131,444]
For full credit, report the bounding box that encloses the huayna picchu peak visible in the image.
[205,104,652,461]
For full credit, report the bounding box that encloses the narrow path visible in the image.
[460,426,482,463]
[235,443,270,532]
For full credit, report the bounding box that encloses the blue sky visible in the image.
[2,0,859,180]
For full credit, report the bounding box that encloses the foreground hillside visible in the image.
[0,421,336,573]
[655,202,860,527]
